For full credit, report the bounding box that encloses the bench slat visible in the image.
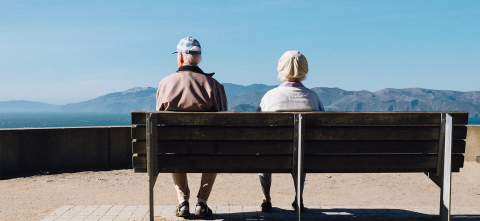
[133,140,293,154]
[132,111,294,126]
[132,125,466,141]
[304,154,464,172]
[305,140,466,154]
[132,140,465,154]
[131,111,469,126]
[131,154,464,173]
[132,155,292,173]
[302,112,468,126]
[132,126,294,140]
[305,126,467,140]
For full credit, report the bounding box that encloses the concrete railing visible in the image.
[0,126,131,177]
[1,125,479,177]
[465,125,480,162]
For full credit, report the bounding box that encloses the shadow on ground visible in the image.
[157,207,480,220]
[0,166,131,180]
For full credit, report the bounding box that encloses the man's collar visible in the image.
[177,65,215,76]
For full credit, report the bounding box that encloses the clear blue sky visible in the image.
[1,1,479,105]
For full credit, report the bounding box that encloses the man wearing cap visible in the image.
[156,37,228,218]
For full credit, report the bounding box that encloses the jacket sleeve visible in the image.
[214,83,228,111]
[156,81,166,111]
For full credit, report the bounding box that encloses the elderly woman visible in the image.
[258,51,324,213]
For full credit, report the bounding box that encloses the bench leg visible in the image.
[439,113,453,221]
[425,113,453,221]
[146,113,159,221]
[293,114,305,221]
[149,174,158,221]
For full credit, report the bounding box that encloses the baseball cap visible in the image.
[173,37,201,54]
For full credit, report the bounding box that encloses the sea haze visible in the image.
[0,112,131,129]
[1,112,478,129]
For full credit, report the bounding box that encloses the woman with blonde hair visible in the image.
[258,50,324,213]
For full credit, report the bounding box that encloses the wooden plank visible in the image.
[131,125,146,140]
[132,153,146,169]
[133,140,292,155]
[132,165,460,173]
[133,126,293,140]
[132,140,465,155]
[304,154,464,172]
[132,154,464,173]
[304,140,466,154]
[132,111,294,126]
[448,112,470,125]
[131,112,146,125]
[133,125,466,141]
[134,168,147,173]
[453,126,468,139]
[305,126,440,140]
[305,126,467,140]
[302,112,468,126]
[133,155,292,173]
[132,111,469,125]
[157,126,293,140]
[132,139,143,153]
[303,168,461,173]
[303,112,440,126]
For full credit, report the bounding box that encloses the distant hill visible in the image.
[1,83,479,117]
[226,86,480,117]
[313,87,480,117]
[61,87,157,113]
[222,83,277,95]
[0,100,60,112]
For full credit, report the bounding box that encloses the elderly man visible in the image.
[156,37,228,218]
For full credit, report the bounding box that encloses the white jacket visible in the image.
[258,82,324,112]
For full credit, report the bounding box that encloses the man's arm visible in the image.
[215,83,228,111]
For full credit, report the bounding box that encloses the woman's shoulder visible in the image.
[262,86,284,96]
[262,87,282,100]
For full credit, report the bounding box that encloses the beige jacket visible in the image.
[156,66,228,111]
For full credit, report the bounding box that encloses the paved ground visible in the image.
[41,205,480,221]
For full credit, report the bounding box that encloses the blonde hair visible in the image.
[278,73,306,82]
[277,50,308,82]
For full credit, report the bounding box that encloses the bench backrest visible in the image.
[131,111,468,174]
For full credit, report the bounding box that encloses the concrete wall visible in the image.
[0,126,131,177]
[465,125,480,162]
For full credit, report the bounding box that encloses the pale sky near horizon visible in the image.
[1,1,479,105]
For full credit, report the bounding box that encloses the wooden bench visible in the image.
[131,111,468,221]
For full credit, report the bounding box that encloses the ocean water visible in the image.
[469,117,480,125]
[0,112,479,129]
[0,112,131,128]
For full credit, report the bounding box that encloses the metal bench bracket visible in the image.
[427,113,453,221]
[146,113,158,221]
[293,114,305,220]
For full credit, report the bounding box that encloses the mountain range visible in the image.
[1,83,479,118]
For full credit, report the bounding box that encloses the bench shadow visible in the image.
[182,207,480,220]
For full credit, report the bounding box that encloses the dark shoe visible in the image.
[261,202,272,213]
[194,202,213,218]
[175,201,190,217]
[292,201,305,213]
